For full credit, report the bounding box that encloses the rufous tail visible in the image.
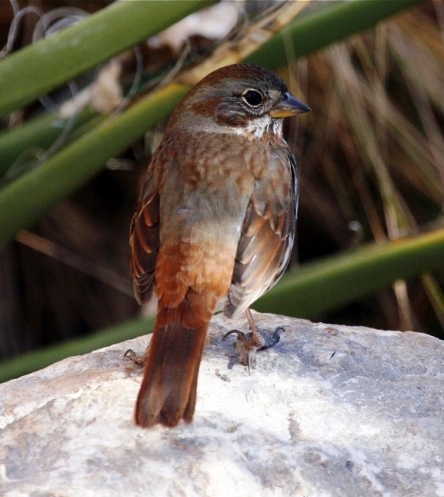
[134,295,209,428]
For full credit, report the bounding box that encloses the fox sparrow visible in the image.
[128,63,310,428]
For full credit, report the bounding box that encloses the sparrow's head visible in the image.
[175,64,310,139]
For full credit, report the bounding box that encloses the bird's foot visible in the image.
[124,349,146,366]
[223,326,283,372]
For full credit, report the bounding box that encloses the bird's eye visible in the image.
[242,89,264,107]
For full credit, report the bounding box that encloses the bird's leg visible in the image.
[245,308,283,351]
[245,308,266,349]
[223,308,283,371]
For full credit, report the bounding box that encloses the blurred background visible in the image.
[0,0,443,372]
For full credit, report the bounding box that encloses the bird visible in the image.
[128,63,310,428]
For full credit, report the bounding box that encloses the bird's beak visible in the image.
[270,92,311,118]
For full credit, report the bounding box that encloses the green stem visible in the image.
[246,0,424,66]
[0,317,154,383]
[254,228,444,319]
[0,0,215,119]
[0,84,190,249]
[0,109,98,178]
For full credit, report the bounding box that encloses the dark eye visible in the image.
[242,89,264,107]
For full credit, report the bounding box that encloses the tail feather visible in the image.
[135,316,208,428]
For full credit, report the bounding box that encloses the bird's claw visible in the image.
[260,326,283,350]
[124,348,146,366]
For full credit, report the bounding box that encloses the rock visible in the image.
[1,312,444,497]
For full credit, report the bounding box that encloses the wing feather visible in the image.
[130,174,159,304]
[225,150,298,318]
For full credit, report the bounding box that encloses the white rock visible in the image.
[1,312,444,497]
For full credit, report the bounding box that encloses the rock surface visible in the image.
[1,312,444,497]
